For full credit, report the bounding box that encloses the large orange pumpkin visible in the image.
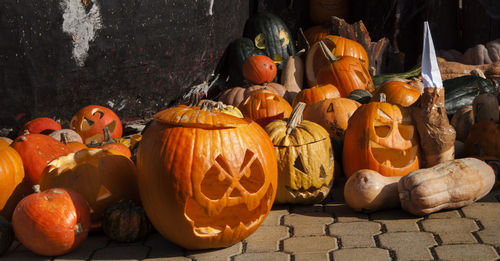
[306,35,370,88]
[70,105,123,145]
[371,79,421,107]
[343,102,420,178]
[39,148,139,223]
[12,134,72,185]
[0,140,25,219]
[12,187,91,256]
[239,91,293,128]
[303,97,361,140]
[292,84,341,108]
[137,104,278,249]
[314,41,374,97]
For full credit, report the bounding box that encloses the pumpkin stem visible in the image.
[32,185,41,193]
[74,223,83,235]
[286,102,306,135]
[102,126,114,144]
[318,40,339,64]
[379,93,387,103]
[60,132,69,144]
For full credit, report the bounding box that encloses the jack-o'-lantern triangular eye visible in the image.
[293,155,306,173]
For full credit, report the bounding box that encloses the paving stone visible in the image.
[434,244,499,261]
[478,218,500,229]
[324,204,369,222]
[477,227,500,245]
[55,234,109,260]
[245,226,289,252]
[283,213,333,236]
[329,221,381,236]
[186,242,242,261]
[144,233,185,258]
[91,245,149,260]
[420,218,478,244]
[262,208,290,226]
[332,248,391,261]
[282,236,337,253]
[337,234,376,248]
[378,232,436,261]
[1,244,51,261]
[233,252,290,261]
[144,257,191,261]
[461,202,500,220]
[294,251,329,261]
[371,209,421,232]
[427,210,461,219]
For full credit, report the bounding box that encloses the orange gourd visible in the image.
[303,97,361,140]
[343,102,420,178]
[70,105,123,144]
[306,35,370,88]
[137,103,278,249]
[0,140,25,219]
[12,187,91,256]
[18,117,61,135]
[292,84,340,108]
[239,91,293,128]
[12,134,72,185]
[243,55,277,84]
[314,41,374,97]
[371,79,421,107]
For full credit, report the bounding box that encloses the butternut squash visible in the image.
[398,158,495,216]
[344,169,402,213]
[281,51,304,104]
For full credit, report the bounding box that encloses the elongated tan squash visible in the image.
[398,158,495,216]
[344,169,402,213]
[281,51,304,104]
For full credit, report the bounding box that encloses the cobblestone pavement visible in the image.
[4,182,500,261]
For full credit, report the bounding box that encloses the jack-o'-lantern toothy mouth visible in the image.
[285,183,331,200]
[184,185,274,237]
[369,141,418,168]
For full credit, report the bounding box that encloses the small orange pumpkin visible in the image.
[18,117,62,135]
[70,105,123,145]
[12,134,72,185]
[239,91,293,127]
[0,139,25,219]
[218,83,286,107]
[303,97,361,140]
[371,79,421,107]
[243,55,277,84]
[343,102,420,178]
[12,187,91,256]
[306,35,370,88]
[292,84,341,108]
[314,41,374,97]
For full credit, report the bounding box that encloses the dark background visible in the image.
[1,0,499,136]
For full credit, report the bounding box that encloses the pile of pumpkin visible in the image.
[0,105,152,257]
[1,11,499,256]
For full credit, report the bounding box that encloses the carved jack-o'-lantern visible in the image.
[39,148,139,223]
[343,102,420,178]
[243,12,296,68]
[266,103,334,204]
[137,104,277,250]
[70,105,123,145]
[239,91,293,128]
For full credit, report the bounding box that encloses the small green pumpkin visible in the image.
[347,89,373,104]
[0,216,14,256]
[243,12,296,70]
[102,201,152,243]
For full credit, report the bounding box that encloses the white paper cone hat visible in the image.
[421,21,443,88]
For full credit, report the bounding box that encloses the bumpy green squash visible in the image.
[102,201,152,243]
